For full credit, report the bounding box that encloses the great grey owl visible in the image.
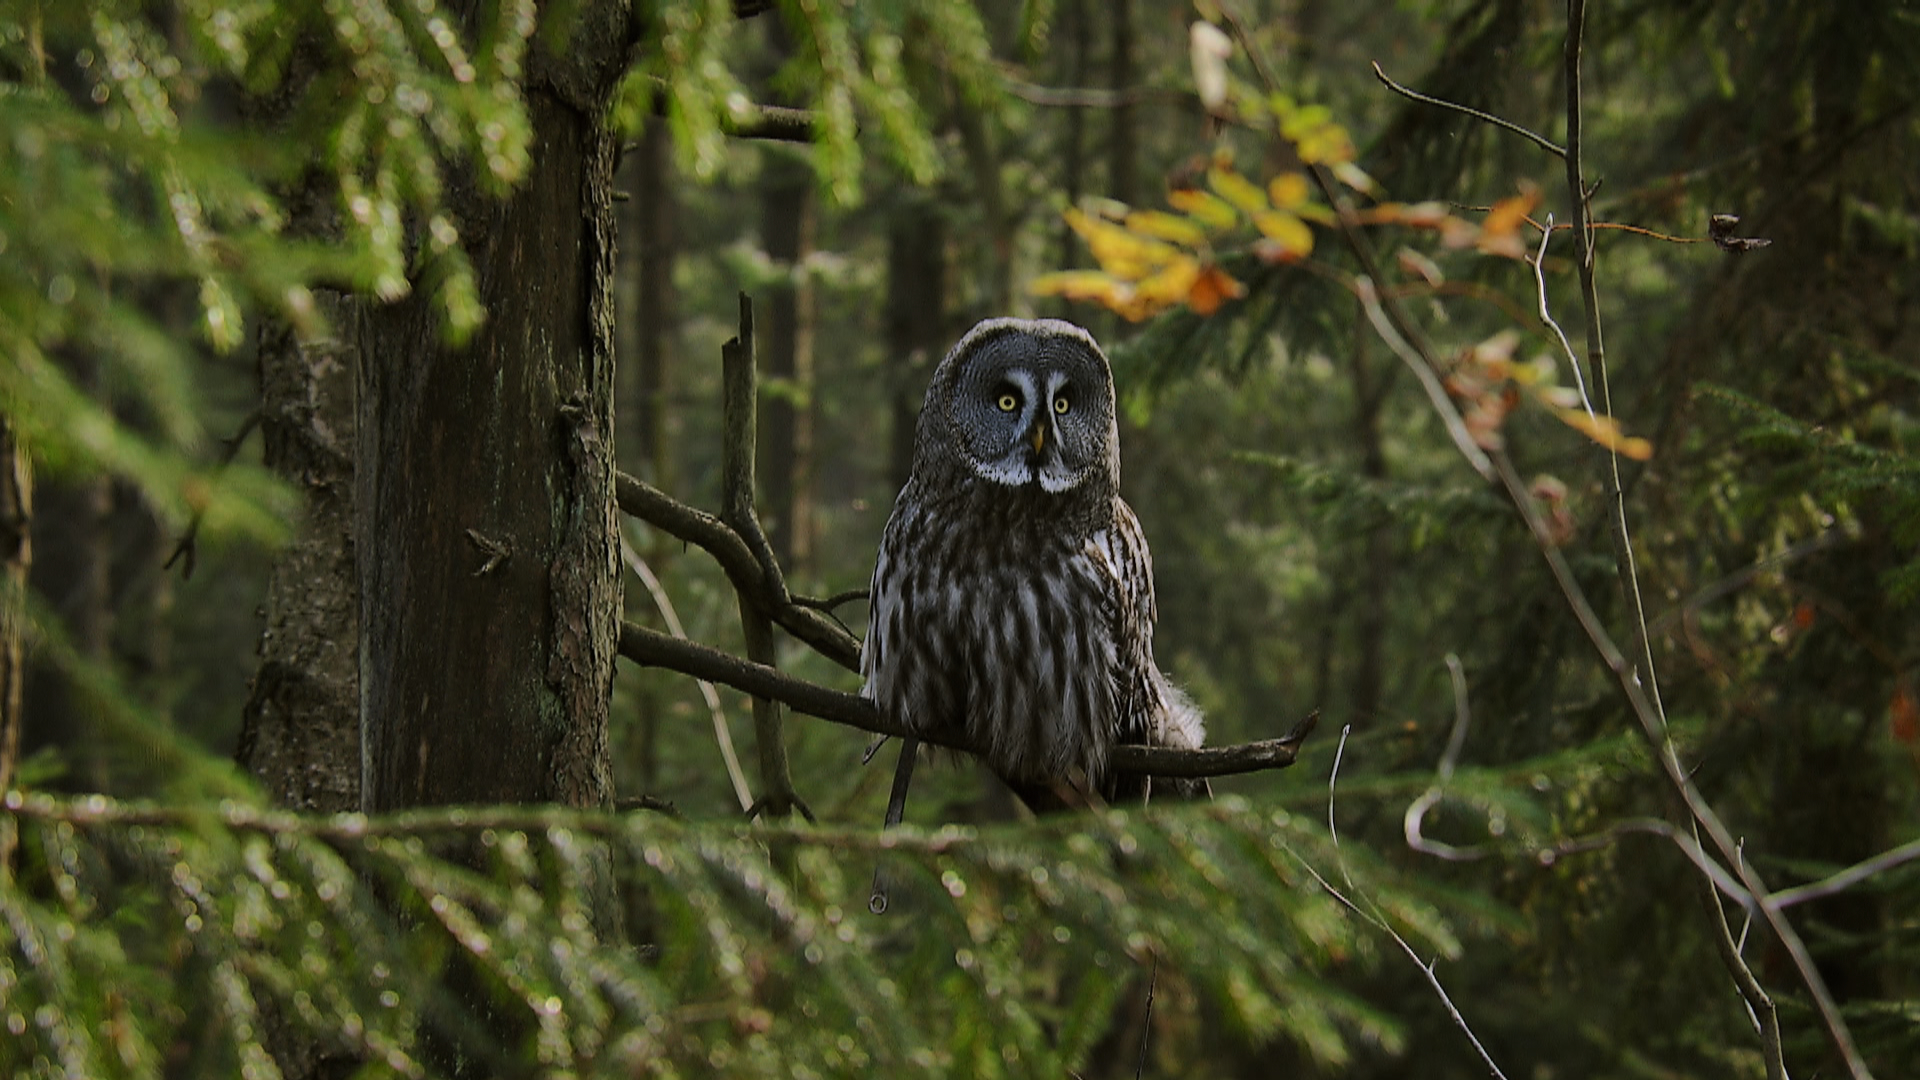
[861,317,1204,806]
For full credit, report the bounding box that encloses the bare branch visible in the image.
[616,470,861,670]
[165,408,261,580]
[1403,656,1484,862]
[1767,837,1920,912]
[1370,60,1565,158]
[1561,1,1852,1071]
[998,75,1194,110]
[615,620,1315,780]
[1354,278,1493,481]
[867,737,919,915]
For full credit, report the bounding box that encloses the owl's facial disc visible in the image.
[941,320,1115,494]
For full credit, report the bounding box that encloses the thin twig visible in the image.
[1767,837,1920,911]
[1403,656,1481,861]
[1371,60,1566,158]
[1135,951,1159,1080]
[1560,1,1846,1072]
[1355,279,1493,480]
[793,588,868,613]
[620,531,754,814]
[1327,723,1353,888]
[164,409,261,580]
[1645,529,1842,639]
[1529,214,1599,424]
[1315,726,1511,1080]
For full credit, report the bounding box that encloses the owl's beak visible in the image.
[1028,420,1047,455]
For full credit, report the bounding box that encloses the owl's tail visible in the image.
[1100,676,1210,804]
[1153,677,1206,750]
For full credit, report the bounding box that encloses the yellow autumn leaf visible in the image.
[1125,209,1210,247]
[1252,210,1314,258]
[1065,208,1183,278]
[1031,270,1131,308]
[1131,255,1204,308]
[1268,171,1311,209]
[1166,188,1240,230]
[1555,408,1654,460]
[1481,187,1541,240]
[1208,165,1270,216]
[1330,161,1376,194]
[1477,188,1542,259]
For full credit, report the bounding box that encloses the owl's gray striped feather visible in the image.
[861,318,1202,801]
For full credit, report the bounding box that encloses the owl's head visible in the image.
[920,318,1119,495]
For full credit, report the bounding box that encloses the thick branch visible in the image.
[615,471,861,669]
[616,621,1315,779]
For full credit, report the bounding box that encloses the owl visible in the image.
[861,317,1204,807]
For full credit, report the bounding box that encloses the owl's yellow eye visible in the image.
[1053,396,1070,415]
[997,393,1019,412]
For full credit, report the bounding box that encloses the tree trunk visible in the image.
[759,156,817,576]
[358,18,630,812]
[1107,0,1137,208]
[884,200,946,494]
[1055,0,1091,279]
[1346,303,1392,729]
[0,418,29,799]
[237,286,361,812]
[22,355,112,791]
[619,119,679,794]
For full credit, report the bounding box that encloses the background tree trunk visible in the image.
[884,200,946,494]
[358,17,630,811]
[0,419,28,799]
[618,121,679,794]
[23,356,112,791]
[759,155,817,576]
[1107,0,1137,208]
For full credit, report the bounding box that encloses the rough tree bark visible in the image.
[358,7,632,812]
[237,282,361,813]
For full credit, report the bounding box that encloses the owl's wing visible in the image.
[1087,499,1160,747]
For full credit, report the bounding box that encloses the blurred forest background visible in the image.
[2,0,1917,1077]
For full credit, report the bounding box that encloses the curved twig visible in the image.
[1370,61,1565,158]
[619,531,754,814]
